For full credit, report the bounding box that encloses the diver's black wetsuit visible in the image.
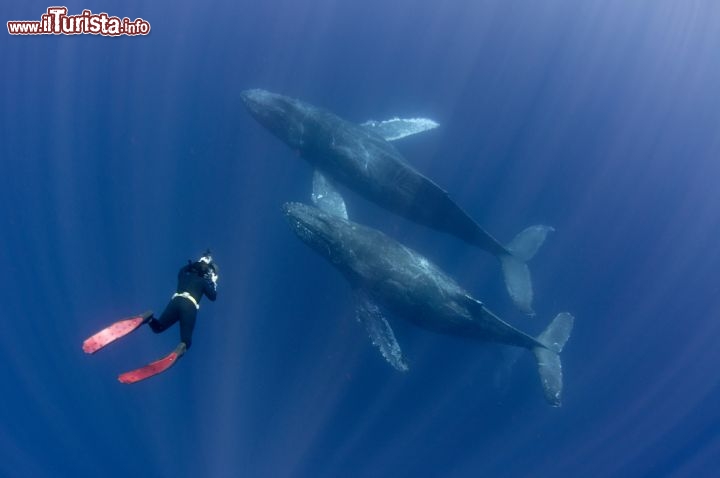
[147,263,217,349]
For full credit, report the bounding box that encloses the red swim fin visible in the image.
[117,343,186,384]
[82,311,152,354]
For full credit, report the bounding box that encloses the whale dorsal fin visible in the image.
[355,291,408,372]
[311,170,348,220]
[361,117,439,141]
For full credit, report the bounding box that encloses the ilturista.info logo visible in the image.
[7,7,151,36]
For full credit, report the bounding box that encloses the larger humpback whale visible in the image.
[283,201,574,406]
[241,89,552,314]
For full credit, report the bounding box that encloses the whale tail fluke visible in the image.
[532,312,574,407]
[500,225,554,315]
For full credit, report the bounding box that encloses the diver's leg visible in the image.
[148,301,180,334]
[177,305,198,350]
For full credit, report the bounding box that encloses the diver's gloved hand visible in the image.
[206,270,219,286]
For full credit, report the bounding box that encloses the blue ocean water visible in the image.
[2,0,719,476]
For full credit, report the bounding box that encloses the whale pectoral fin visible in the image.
[361,117,439,141]
[355,293,408,372]
[312,170,349,220]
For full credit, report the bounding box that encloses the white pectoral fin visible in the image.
[312,170,348,220]
[361,117,439,141]
[355,292,408,372]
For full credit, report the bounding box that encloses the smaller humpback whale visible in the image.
[283,202,574,406]
[241,89,552,314]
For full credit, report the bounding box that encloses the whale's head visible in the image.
[241,89,313,150]
[283,202,346,263]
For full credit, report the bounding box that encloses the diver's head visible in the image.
[240,89,312,150]
[196,249,219,283]
[198,249,213,265]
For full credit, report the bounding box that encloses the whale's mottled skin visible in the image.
[241,89,553,314]
[283,202,573,406]
[242,89,506,254]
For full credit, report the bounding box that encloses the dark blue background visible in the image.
[2,1,719,476]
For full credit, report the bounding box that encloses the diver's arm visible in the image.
[203,274,218,301]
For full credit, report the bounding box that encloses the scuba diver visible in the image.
[83,250,219,383]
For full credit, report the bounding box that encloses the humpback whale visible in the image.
[241,89,552,314]
[283,201,574,406]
